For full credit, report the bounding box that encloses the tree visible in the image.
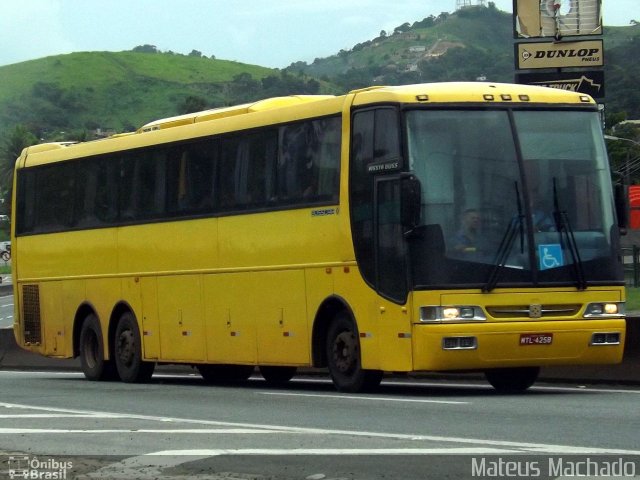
[394,22,411,35]
[132,44,158,53]
[0,125,38,215]
[179,95,208,114]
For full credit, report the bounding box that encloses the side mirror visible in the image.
[401,174,422,231]
[614,183,629,234]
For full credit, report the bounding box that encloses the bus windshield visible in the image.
[405,108,622,290]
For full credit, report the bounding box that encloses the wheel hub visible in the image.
[333,331,357,373]
[118,330,135,367]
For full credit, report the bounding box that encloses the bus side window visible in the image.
[187,140,217,213]
[120,150,166,221]
[310,117,341,202]
[76,159,119,228]
[276,117,340,206]
[278,122,312,203]
[241,130,277,208]
[16,171,36,234]
[218,137,240,211]
[35,163,76,231]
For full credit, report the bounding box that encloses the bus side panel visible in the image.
[333,269,414,372]
[38,281,66,357]
[157,275,206,362]
[140,277,160,360]
[203,273,257,364]
[370,296,414,372]
[253,270,309,365]
[117,220,218,274]
[17,230,118,280]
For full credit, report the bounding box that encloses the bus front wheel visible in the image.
[326,313,383,393]
[114,312,155,383]
[485,367,540,393]
[79,314,118,381]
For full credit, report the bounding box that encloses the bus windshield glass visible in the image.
[405,108,621,289]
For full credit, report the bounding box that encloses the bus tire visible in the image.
[114,312,155,383]
[326,312,383,393]
[197,364,254,384]
[485,367,540,393]
[79,314,118,381]
[259,366,297,385]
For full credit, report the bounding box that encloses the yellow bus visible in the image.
[12,82,626,393]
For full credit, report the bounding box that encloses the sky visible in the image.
[0,0,637,69]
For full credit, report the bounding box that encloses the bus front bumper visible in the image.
[411,319,625,371]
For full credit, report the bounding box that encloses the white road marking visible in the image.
[3,369,640,396]
[258,391,469,404]
[1,400,640,455]
[0,428,287,434]
[0,414,107,418]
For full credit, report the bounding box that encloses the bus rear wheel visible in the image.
[79,314,118,381]
[197,364,254,384]
[114,312,155,383]
[326,313,383,393]
[485,367,540,393]
[259,366,297,385]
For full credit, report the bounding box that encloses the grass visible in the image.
[626,287,640,311]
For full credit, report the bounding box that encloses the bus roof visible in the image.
[19,82,596,167]
[138,95,336,132]
[349,82,596,107]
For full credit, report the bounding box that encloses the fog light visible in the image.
[591,332,621,345]
[606,333,620,344]
[442,336,477,350]
[443,337,458,350]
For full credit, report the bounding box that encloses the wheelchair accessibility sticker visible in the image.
[539,244,564,270]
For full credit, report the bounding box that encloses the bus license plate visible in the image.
[520,333,553,346]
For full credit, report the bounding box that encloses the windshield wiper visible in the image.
[483,182,524,293]
[552,179,586,290]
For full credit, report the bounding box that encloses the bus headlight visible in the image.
[420,306,486,323]
[584,302,625,318]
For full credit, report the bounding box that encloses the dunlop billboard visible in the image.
[515,70,605,98]
[516,39,603,69]
[513,0,603,39]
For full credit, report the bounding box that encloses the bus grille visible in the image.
[22,285,42,344]
[486,304,581,319]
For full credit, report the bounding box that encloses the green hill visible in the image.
[0,50,282,139]
[288,5,640,119]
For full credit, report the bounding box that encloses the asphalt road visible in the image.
[0,370,639,479]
